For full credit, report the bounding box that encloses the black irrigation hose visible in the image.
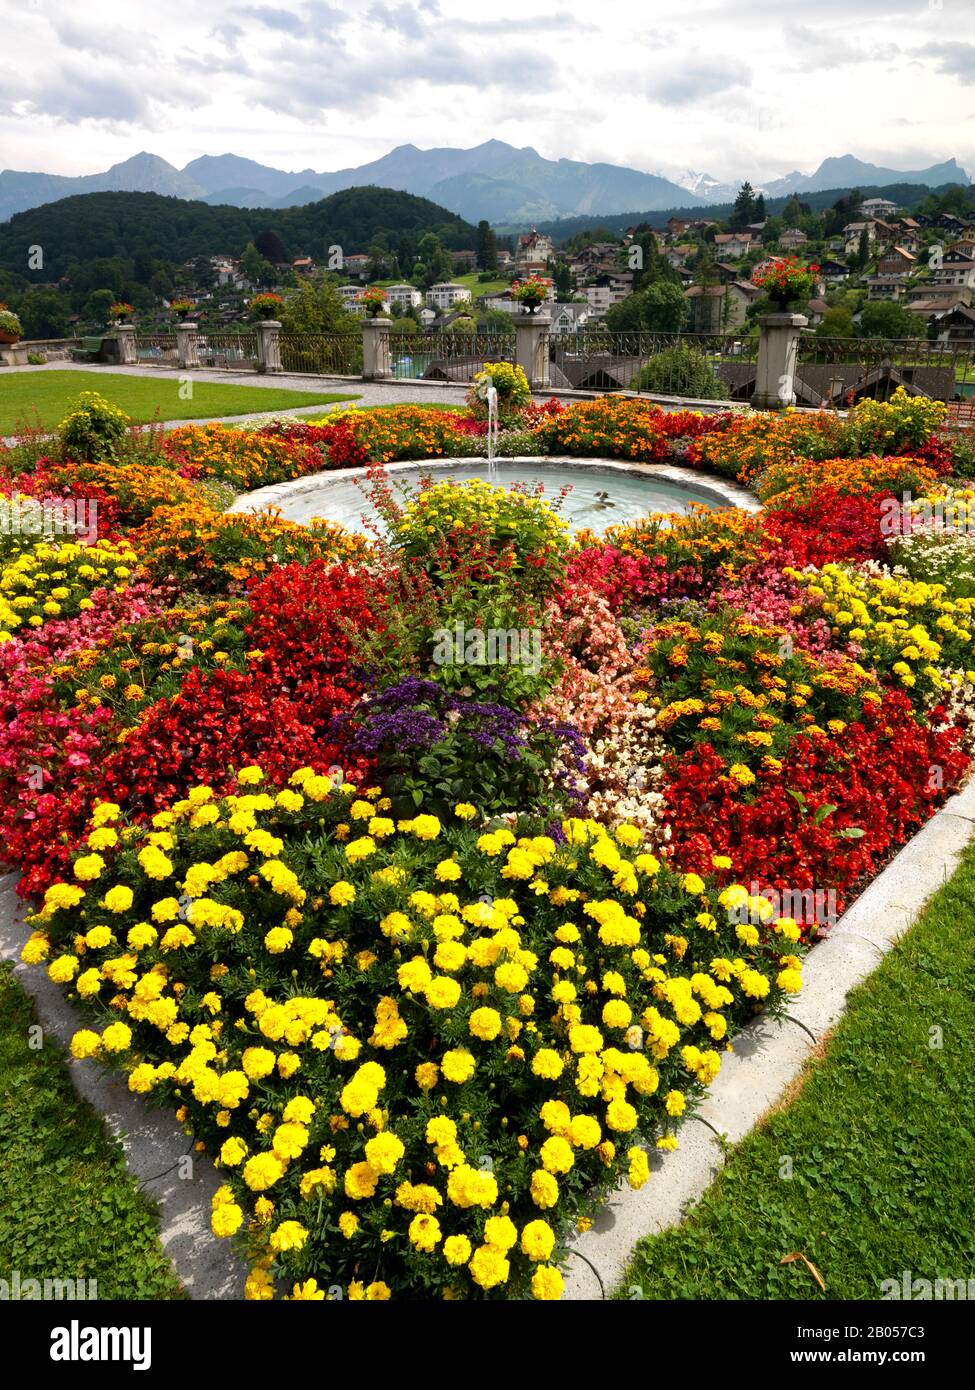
[565,1247,606,1299]
[782,1011,819,1046]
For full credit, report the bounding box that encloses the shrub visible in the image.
[466,362,531,423]
[29,781,803,1300]
[58,392,130,464]
[342,676,582,817]
[390,479,569,598]
[634,346,730,401]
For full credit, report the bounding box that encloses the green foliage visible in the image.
[0,964,182,1299]
[57,391,130,462]
[606,282,688,333]
[278,278,359,334]
[0,189,476,284]
[634,344,730,399]
[858,299,924,339]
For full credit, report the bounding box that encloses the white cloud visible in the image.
[0,0,971,186]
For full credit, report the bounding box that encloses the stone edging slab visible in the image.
[226,456,761,520]
[562,774,975,1298]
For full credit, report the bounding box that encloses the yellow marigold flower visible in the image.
[521,1219,555,1262]
[531,1264,564,1300]
[441,1049,476,1083]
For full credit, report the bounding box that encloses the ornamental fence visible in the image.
[385,330,515,382]
[196,330,258,369]
[795,334,975,407]
[280,331,362,376]
[38,324,975,417]
[135,333,178,365]
[543,330,756,401]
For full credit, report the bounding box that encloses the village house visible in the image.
[426,281,473,310]
[450,249,477,272]
[863,275,907,301]
[860,197,899,218]
[291,257,314,275]
[713,231,753,260]
[908,284,972,320]
[663,243,695,270]
[779,228,808,250]
[342,253,371,281]
[819,258,851,283]
[931,258,975,290]
[386,283,424,311]
[516,228,554,273]
[877,246,917,277]
[549,302,593,333]
[684,279,759,331]
[930,302,975,343]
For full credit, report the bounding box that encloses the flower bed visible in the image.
[2,388,974,1300]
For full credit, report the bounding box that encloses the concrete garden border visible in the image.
[2,780,971,1300]
[226,456,761,523]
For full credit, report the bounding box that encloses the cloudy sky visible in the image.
[1,0,973,185]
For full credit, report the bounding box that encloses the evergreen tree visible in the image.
[731,182,757,229]
[475,220,498,272]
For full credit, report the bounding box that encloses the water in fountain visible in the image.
[485,385,499,482]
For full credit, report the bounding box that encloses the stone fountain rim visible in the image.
[225,455,761,520]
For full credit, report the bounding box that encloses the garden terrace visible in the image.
[1,378,973,1301]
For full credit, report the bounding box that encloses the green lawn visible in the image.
[622,836,975,1300]
[0,370,359,434]
[455,272,511,298]
[0,963,183,1298]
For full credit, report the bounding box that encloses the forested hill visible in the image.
[0,187,477,279]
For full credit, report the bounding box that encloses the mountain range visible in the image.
[0,143,970,225]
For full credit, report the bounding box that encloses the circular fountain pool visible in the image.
[227,456,758,536]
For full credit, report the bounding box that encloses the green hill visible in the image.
[0,187,476,280]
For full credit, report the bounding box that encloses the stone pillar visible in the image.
[105,324,138,365]
[361,316,392,380]
[175,322,200,369]
[514,308,551,390]
[751,312,808,410]
[255,319,282,374]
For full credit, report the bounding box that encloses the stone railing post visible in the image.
[751,312,808,409]
[175,322,200,370]
[361,316,392,380]
[514,308,551,390]
[255,319,282,374]
[104,323,138,365]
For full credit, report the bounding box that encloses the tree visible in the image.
[254,228,287,265]
[482,308,516,334]
[606,282,688,333]
[858,300,923,339]
[553,259,573,300]
[17,288,69,339]
[241,242,276,287]
[755,193,767,221]
[731,182,758,229]
[278,277,358,334]
[475,220,497,272]
[816,306,855,338]
[852,226,870,270]
[83,288,117,327]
